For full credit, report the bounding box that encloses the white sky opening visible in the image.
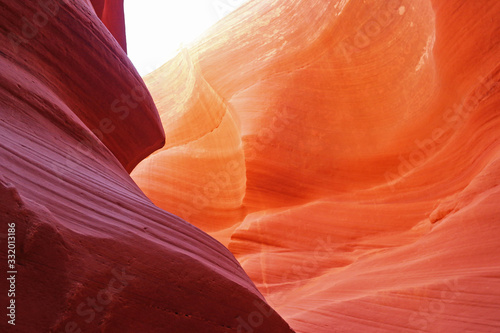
[125,0,248,76]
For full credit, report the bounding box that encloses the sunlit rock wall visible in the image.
[132,0,500,332]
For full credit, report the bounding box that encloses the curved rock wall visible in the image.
[132,0,500,332]
[0,0,293,332]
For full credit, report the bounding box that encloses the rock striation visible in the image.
[0,0,293,332]
[132,0,500,332]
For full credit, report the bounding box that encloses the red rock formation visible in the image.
[90,0,127,52]
[0,0,293,332]
[132,0,500,332]
[2,0,158,172]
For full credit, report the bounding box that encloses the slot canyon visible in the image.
[1,0,499,332]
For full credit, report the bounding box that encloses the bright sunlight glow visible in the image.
[125,0,247,76]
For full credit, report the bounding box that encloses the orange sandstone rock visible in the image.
[132,0,500,332]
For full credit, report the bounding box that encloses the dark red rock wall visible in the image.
[1,0,160,171]
[90,0,127,52]
[0,0,293,332]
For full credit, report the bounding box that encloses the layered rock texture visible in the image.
[132,0,500,332]
[1,0,499,332]
[0,0,293,332]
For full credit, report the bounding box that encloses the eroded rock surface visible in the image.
[0,0,293,332]
[132,0,500,332]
